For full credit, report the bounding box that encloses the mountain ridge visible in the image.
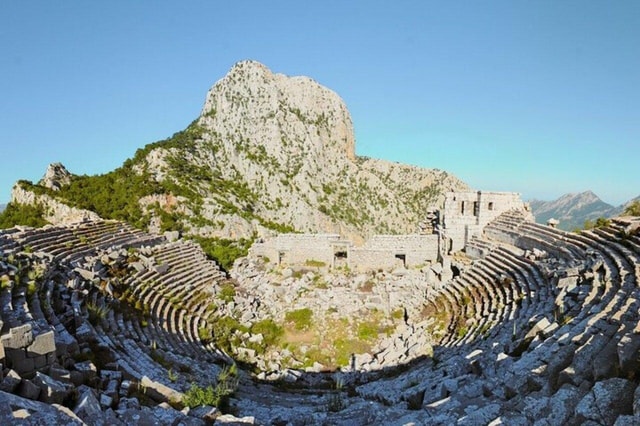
[529,190,638,231]
[4,60,469,243]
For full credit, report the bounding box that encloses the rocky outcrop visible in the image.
[39,163,72,191]
[10,184,100,225]
[131,60,469,241]
[6,61,469,240]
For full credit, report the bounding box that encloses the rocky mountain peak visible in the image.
[7,61,469,241]
[530,190,617,231]
[199,60,356,162]
[39,162,72,191]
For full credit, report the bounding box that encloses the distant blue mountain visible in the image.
[529,191,632,231]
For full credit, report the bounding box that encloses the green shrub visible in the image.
[357,321,379,341]
[250,319,284,347]
[26,281,38,300]
[218,282,236,303]
[86,302,110,325]
[304,259,326,268]
[583,217,611,230]
[624,200,640,216]
[0,201,48,229]
[285,308,313,331]
[182,364,239,409]
[0,275,11,291]
[198,326,212,344]
[391,308,404,320]
[213,316,248,354]
[334,338,370,367]
[190,236,254,272]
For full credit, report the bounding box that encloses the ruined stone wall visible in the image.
[249,234,350,268]
[250,191,530,269]
[250,233,438,271]
[443,191,530,252]
[350,234,439,272]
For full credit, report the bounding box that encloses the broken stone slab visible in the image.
[33,371,68,404]
[0,369,22,393]
[130,261,146,273]
[617,332,640,377]
[215,414,256,425]
[27,330,56,357]
[0,389,84,425]
[73,385,104,424]
[139,375,183,404]
[73,360,97,385]
[154,263,170,275]
[458,403,501,425]
[120,380,132,397]
[6,348,35,377]
[117,396,140,411]
[17,378,41,400]
[524,317,552,341]
[187,405,219,423]
[614,415,640,425]
[100,369,123,382]
[1,324,34,349]
[100,393,113,409]
[574,378,635,425]
[105,378,120,403]
[75,268,95,281]
[75,322,96,342]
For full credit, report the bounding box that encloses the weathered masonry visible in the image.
[442,191,532,253]
[250,191,532,272]
[250,233,439,272]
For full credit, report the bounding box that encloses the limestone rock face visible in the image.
[39,163,72,191]
[136,60,469,241]
[200,60,356,162]
[7,60,469,238]
[10,184,100,225]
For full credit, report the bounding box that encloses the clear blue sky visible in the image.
[1,1,638,205]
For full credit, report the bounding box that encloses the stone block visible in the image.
[105,379,119,404]
[74,360,97,384]
[33,371,67,404]
[0,369,22,392]
[13,354,35,376]
[17,378,41,400]
[575,378,635,425]
[617,333,640,376]
[75,268,95,281]
[0,340,4,362]
[75,323,95,342]
[0,324,33,349]
[27,330,56,357]
[100,393,113,409]
[140,375,183,403]
[100,369,122,382]
[187,405,218,422]
[49,366,72,383]
[118,396,140,410]
[34,355,48,369]
[74,386,102,423]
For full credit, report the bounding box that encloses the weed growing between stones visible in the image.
[86,302,111,325]
[182,364,239,410]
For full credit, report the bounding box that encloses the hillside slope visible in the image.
[5,61,468,242]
